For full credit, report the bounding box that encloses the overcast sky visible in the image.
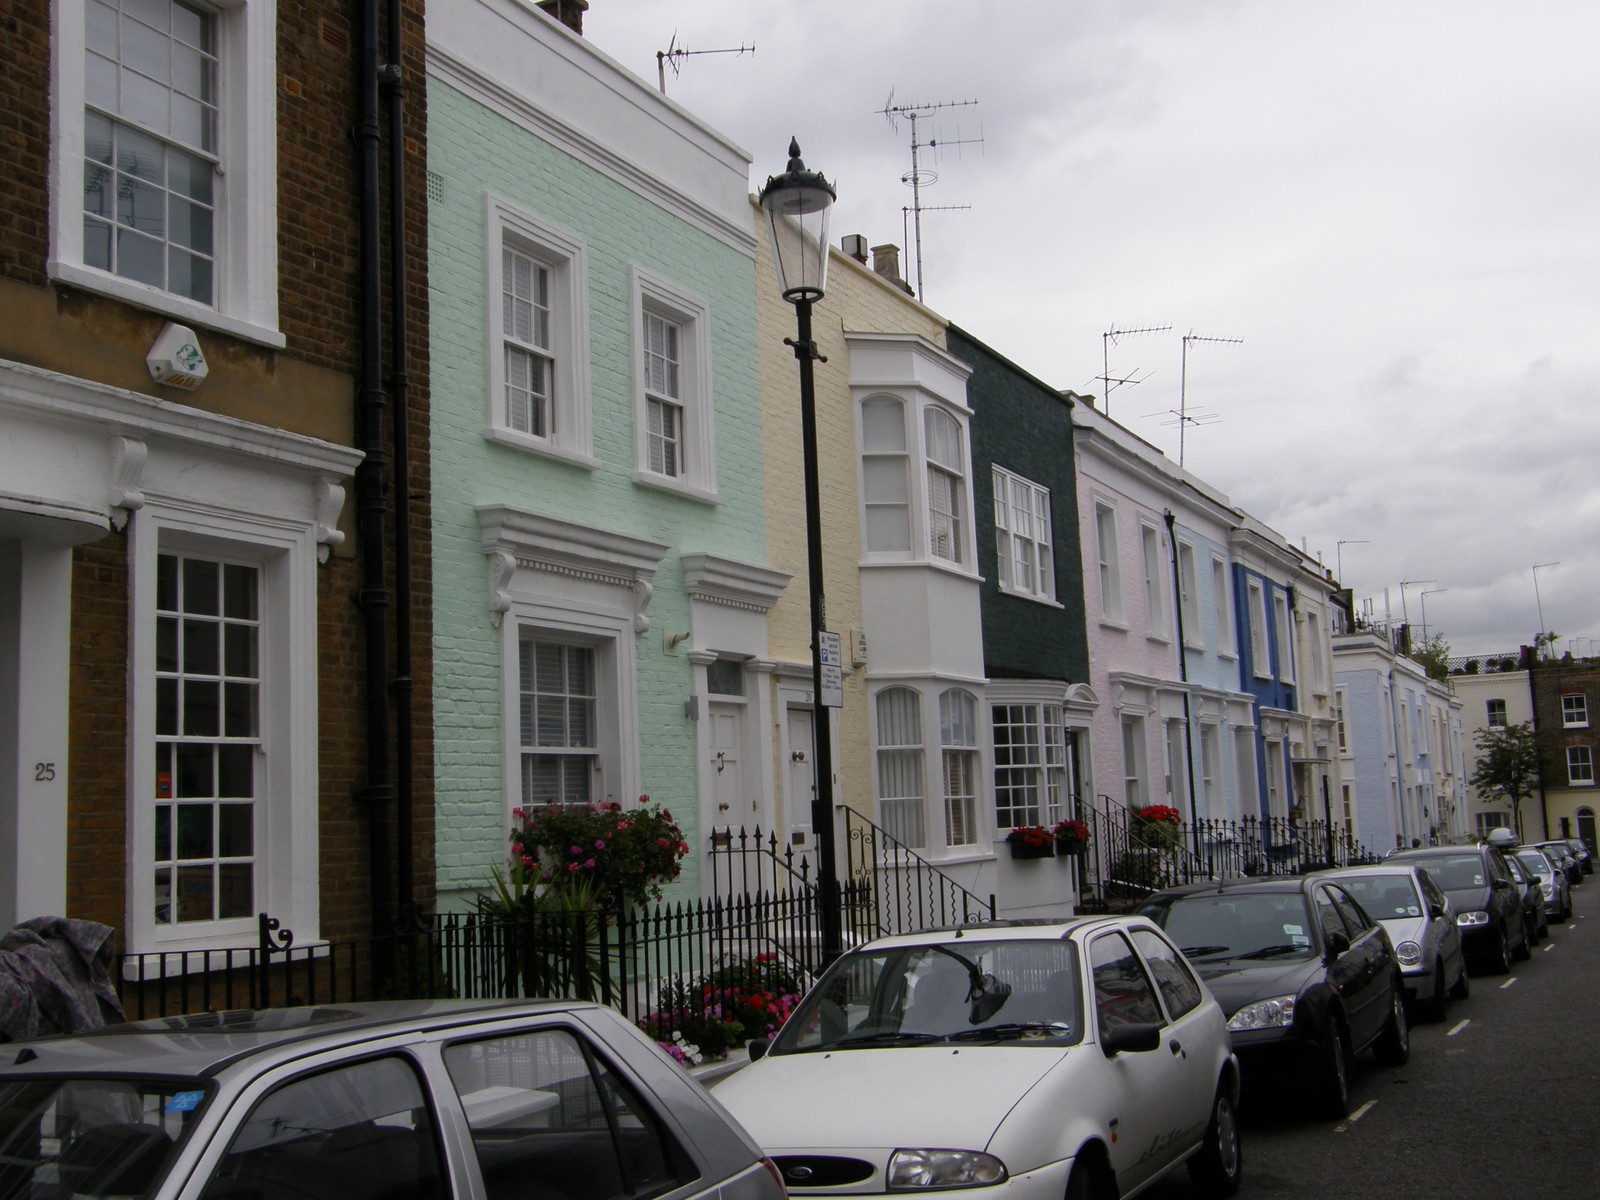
[584,1,1600,659]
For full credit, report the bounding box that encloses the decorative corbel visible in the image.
[314,479,346,564]
[109,436,148,530]
[488,550,517,627]
[633,576,654,636]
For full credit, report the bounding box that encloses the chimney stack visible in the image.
[871,244,914,295]
[538,0,587,34]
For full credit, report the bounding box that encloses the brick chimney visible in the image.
[538,0,587,34]
[871,244,914,295]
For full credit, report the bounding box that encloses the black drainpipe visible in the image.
[355,0,395,943]
[384,0,416,929]
[1164,511,1201,843]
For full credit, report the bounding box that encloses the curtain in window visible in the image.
[876,688,925,848]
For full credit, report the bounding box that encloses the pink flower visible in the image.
[520,855,535,868]
[511,842,525,856]
[584,858,596,869]
[571,845,583,856]
[594,839,606,850]
[511,807,526,819]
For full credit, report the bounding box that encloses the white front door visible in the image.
[706,700,755,832]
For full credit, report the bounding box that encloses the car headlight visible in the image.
[1456,910,1490,927]
[1227,994,1296,1031]
[1541,881,1555,900]
[887,1150,1007,1190]
[1395,940,1422,966]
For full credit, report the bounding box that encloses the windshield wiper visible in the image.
[1235,943,1304,960]
[1180,945,1232,958]
[945,1022,1072,1043]
[830,1030,946,1048]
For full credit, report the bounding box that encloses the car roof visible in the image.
[1146,875,1312,901]
[1389,845,1491,858]
[1317,864,1420,879]
[0,998,596,1081]
[853,914,1156,951]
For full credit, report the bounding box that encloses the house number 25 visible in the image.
[34,763,56,782]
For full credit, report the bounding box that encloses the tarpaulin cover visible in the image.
[0,916,125,1041]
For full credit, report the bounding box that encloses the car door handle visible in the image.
[1168,1039,1185,1057]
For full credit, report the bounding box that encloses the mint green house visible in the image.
[427,3,785,910]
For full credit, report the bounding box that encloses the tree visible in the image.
[1410,632,1452,683]
[1467,722,1542,839]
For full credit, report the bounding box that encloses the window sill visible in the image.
[1098,617,1131,632]
[485,427,600,470]
[860,557,982,582]
[50,261,287,350]
[997,583,1064,609]
[633,471,725,506]
[1567,779,1595,788]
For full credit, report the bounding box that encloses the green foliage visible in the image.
[1411,633,1453,682]
[640,954,808,1062]
[1469,721,1542,831]
[506,797,689,911]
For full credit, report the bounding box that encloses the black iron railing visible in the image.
[842,805,996,939]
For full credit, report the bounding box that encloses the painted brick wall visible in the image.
[427,81,763,901]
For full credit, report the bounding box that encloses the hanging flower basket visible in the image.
[1133,805,1184,852]
[1006,825,1055,860]
[1053,819,1091,856]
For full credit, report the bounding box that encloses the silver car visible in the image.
[1318,864,1469,1022]
[0,999,785,1200]
[1514,846,1573,923]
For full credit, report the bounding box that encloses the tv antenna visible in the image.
[878,90,983,301]
[1171,331,1242,466]
[1098,324,1170,417]
[655,32,754,94]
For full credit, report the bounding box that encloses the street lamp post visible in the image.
[760,139,843,965]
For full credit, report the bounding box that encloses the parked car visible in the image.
[1512,845,1572,923]
[1387,843,1530,973]
[715,916,1243,1200]
[1538,840,1585,888]
[1505,852,1550,945]
[0,999,786,1200]
[1315,864,1469,1022]
[1135,875,1409,1120]
[1564,837,1594,875]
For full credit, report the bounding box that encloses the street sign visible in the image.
[818,630,844,708]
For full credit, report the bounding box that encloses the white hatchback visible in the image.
[714,916,1240,1200]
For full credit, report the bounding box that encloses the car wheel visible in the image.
[1187,1087,1242,1197]
[1513,921,1533,960]
[1374,985,1410,1066]
[1064,1157,1106,1200]
[1418,960,1449,1023]
[1485,929,1513,975]
[1316,1021,1351,1119]
[1448,962,1470,1001]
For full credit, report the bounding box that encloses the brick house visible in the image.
[0,0,432,966]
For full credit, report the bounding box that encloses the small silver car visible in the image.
[0,999,785,1200]
[1317,864,1469,1022]
[1513,846,1572,923]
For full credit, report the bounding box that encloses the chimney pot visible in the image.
[537,0,588,34]
[871,244,915,295]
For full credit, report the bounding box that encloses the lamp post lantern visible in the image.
[760,139,843,964]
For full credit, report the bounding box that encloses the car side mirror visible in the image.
[1324,930,1351,959]
[1429,901,1446,919]
[1101,1022,1162,1056]
[748,1038,770,1062]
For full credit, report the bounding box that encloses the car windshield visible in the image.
[1514,852,1550,878]
[1142,892,1317,961]
[1397,854,1486,890]
[0,1076,207,1199]
[1328,875,1423,920]
[768,939,1083,1054]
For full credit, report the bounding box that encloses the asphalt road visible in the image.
[1143,872,1600,1198]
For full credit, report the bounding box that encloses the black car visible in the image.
[1505,853,1549,946]
[1387,843,1529,973]
[1137,875,1409,1120]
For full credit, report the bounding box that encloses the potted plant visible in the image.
[1006,825,1055,860]
[1053,818,1091,855]
[1134,804,1184,852]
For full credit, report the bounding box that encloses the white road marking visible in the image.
[1500,977,1519,989]
[1446,1019,1471,1036]
[1335,1100,1378,1132]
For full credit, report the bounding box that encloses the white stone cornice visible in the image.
[478,504,670,634]
[681,552,791,613]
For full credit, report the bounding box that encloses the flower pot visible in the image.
[1055,838,1088,857]
[1009,840,1054,860]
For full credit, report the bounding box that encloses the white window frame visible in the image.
[1567,745,1594,786]
[875,687,927,849]
[1273,591,1295,684]
[1305,608,1327,693]
[1093,499,1125,625]
[993,700,1067,831]
[860,395,912,554]
[1335,688,1349,753]
[992,465,1057,603]
[484,194,594,466]
[1199,722,1222,820]
[1247,578,1271,679]
[924,407,968,565]
[1562,693,1589,729]
[631,267,717,501]
[1120,713,1148,811]
[1141,522,1167,641]
[1212,554,1236,658]
[940,689,980,849]
[1176,540,1201,648]
[51,0,283,347]
[1486,698,1507,728]
[127,505,321,956]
